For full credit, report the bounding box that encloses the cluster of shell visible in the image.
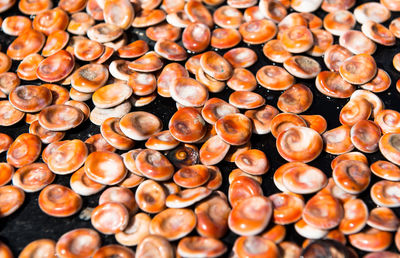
[1,0,400,256]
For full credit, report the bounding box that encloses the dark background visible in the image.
[0,0,399,256]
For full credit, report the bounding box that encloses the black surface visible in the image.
[0,0,400,256]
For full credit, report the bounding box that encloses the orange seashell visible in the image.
[0,185,25,218]
[85,151,127,185]
[70,167,105,196]
[270,192,304,225]
[215,113,252,146]
[349,228,392,252]
[91,202,129,234]
[56,228,100,257]
[132,9,166,28]
[283,55,321,79]
[19,0,52,15]
[245,105,279,135]
[177,237,227,257]
[103,0,134,29]
[0,162,14,186]
[277,126,323,163]
[2,16,31,36]
[239,19,277,44]
[7,29,45,60]
[323,10,355,36]
[228,196,273,236]
[323,125,354,155]
[38,184,82,217]
[277,84,313,114]
[339,30,376,55]
[223,47,257,68]
[19,239,56,258]
[58,0,87,13]
[146,23,181,42]
[234,236,279,258]
[37,50,75,82]
[10,85,52,113]
[32,8,69,36]
[182,22,211,53]
[16,54,43,81]
[7,133,41,168]
[270,113,307,138]
[150,208,196,240]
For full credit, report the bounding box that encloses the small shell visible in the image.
[7,133,42,168]
[115,213,151,246]
[38,104,84,131]
[324,44,353,72]
[0,185,25,217]
[177,237,227,258]
[283,55,321,79]
[47,139,87,175]
[91,202,129,234]
[70,167,105,196]
[103,0,134,29]
[2,16,32,36]
[67,12,95,35]
[169,107,207,143]
[215,113,252,146]
[146,23,181,42]
[228,196,272,236]
[245,105,279,135]
[339,30,377,55]
[354,2,391,24]
[84,151,127,185]
[37,50,75,82]
[119,111,162,141]
[132,9,166,28]
[227,68,257,92]
[323,125,354,155]
[223,47,257,68]
[42,30,69,57]
[92,83,132,108]
[55,229,100,257]
[349,228,392,252]
[339,54,377,85]
[303,193,343,230]
[270,113,307,138]
[370,160,400,181]
[367,207,399,232]
[19,239,56,258]
[135,235,173,257]
[323,10,355,36]
[101,117,135,150]
[277,84,313,113]
[371,180,400,207]
[234,236,279,258]
[13,163,55,192]
[87,23,123,43]
[182,22,211,53]
[282,164,327,194]
[277,126,323,163]
[350,120,381,153]
[10,85,52,113]
[32,8,69,36]
[213,5,242,29]
[257,65,295,91]
[229,91,265,109]
[38,184,82,217]
[362,21,395,46]
[7,29,45,60]
[150,208,196,240]
[239,19,277,44]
